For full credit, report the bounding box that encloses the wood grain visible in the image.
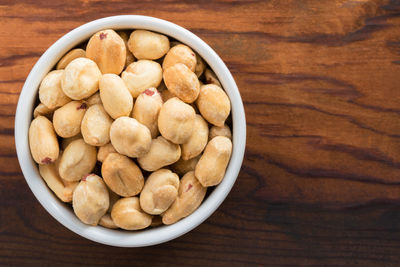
[1,0,400,266]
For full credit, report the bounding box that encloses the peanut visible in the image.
[139,169,179,215]
[72,174,109,225]
[128,30,169,60]
[204,68,221,87]
[196,84,230,127]
[138,136,181,171]
[195,136,232,187]
[163,44,197,72]
[158,97,195,144]
[61,57,102,100]
[132,87,163,138]
[53,101,87,138]
[181,114,209,160]
[209,124,232,140]
[97,142,117,162]
[99,74,133,119]
[101,153,144,197]
[111,197,152,230]
[39,70,71,109]
[81,104,113,146]
[56,48,86,70]
[110,117,151,158]
[86,29,126,74]
[29,116,59,164]
[162,171,206,225]
[171,154,201,176]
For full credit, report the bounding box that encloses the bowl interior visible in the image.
[15,15,246,247]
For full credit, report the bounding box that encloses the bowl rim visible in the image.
[14,15,246,247]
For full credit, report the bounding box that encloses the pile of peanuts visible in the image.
[29,29,233,230]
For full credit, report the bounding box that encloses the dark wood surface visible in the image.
[1,0,400,266]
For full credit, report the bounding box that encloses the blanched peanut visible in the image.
[81,104,113,146]
[102,153,144,197]
[162,171,206,225]
[59,139,97,182]
[194,53,205,77]
[163,63,200,103]
[33,103,54,119]
[132,87,163,138]
[61,133,82,150]
[99,74,133,119]
[85,92,102,106]
[195,136,232,187]
[128,30,169,60]
[209,124,232,140]
[158,97,195,144]
[61,57,102,100]
[139,169,179,215]
[86,29,126,74]
[163,44,197,72]
[56,48,86,70]
[204,68,221,87]
[138,136,181,171]
[111,197,152,230]
[72,174,109,225]
[97,143,117,162]
[117,30,135,67]
[29,116,59,164]
[39,162,72,202]
[39,70,71,109]
[181,115,209,160]
[121,60,162,98]
[53,101,87,138]
[196,84,230,127]
[99,213,118,229]
[62,180,79,203]
[171,154,201,176]
[110,117,151,158]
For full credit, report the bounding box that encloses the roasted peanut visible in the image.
[137,136,181,171]
[97,142,117,162]
[194,53,205,77]
[39,162,72,202]
[111,197,152,230]
[56,48,86,70]
[86,29,126,74]
[121,60,163,98]
[61,57,102,100]
[110,117,151,158]
[62,180,79,203]
[61,133,83,150]
[163,44,197,72]
[99,213,118,229]
[117,30,135,67]
[29,116,59,164]
[139,169,179,215]
[132,87,163,138]
[163,63,200,103]
[102,153,144,197]
[181,115,208,160]
[59,139,97,182]
[39,70,71,109]
[162,171,206,225]
[85,92,102,106]
[158,97,196,144]
[128,30,169,60]
[99,74,133,119]
[53,101,87,138]
[171,154,201,176]
[196,84,230,127]
[81,104,113,146]
[33,103,54,119]
[204,68,221,87]
[72,174,109,225]
[195,136,232,187]
[209,124,232,140]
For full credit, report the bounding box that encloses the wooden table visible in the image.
[1,0,400,266]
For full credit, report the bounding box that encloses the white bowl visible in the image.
[14,15,246,247]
